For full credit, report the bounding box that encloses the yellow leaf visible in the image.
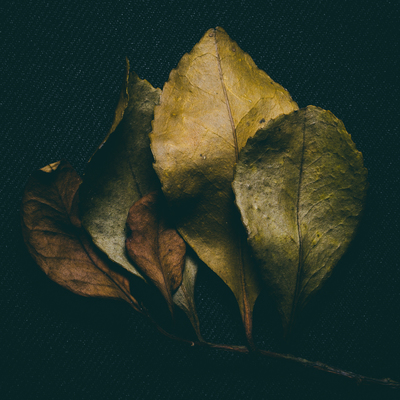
[150,27,298,340]
[233,106,368,335]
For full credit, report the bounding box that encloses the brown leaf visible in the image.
[126,191,185,315]
[21,160,141,311]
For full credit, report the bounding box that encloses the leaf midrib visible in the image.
[289,114,307,330]
[155,205,174,310]
[213,29,239,162]
[214,28,251,335]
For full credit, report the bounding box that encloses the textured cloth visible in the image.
[1,1,399,399]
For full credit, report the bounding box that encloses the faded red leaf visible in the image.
[126,191,185,314]
[21,160,141,312]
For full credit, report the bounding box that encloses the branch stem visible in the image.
[139,304,400,390]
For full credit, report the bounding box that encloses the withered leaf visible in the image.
[126,191,185,315]
[21,160,141,311]
[233,106,368,334]
[173,250,203,341]
[80,59,161,278]
[150,27,298,337]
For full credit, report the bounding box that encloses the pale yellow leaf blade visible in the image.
[150,27,298,338]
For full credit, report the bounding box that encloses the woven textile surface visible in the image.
[1,1,399,399]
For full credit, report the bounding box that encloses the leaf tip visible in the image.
[40,161,61,173]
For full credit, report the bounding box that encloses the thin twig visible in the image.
[138,303,400,390]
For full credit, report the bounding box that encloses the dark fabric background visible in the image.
[1,1,399,399]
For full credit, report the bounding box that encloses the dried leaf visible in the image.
[126,191,185,315]
[173,251,203,341]
[233,106,368,334]
[150,27,298,337]
[80,59,161,278]
[21,160,141,311]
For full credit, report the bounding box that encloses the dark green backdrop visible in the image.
[1,1,399,399]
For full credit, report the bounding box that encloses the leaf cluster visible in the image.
[21,28,391,388]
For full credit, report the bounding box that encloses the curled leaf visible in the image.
[80,59,161,278]
[150,27,298,338]
[126,191,186,315]
[21,160,141,311]
[233,106,368,334]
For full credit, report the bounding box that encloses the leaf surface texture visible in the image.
[126,192,186,315]
[173,251,203,340]
[80,61,161,278]
[21,161,140,310]
[233,106,368,333]
[150,27,298,334]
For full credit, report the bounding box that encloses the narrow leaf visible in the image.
[126,191,185,315]
[150,27,298,338]
[173,250,203,341]
[80,59,161,278]
[233,106,368,334]
[21,160,141,311]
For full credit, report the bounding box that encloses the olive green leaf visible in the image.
[80,60,161,278]
[233,106,368,334]
[126,191,186,315]
[150,27,298,339]
[173,250,203,341]
[21,160,141,312]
